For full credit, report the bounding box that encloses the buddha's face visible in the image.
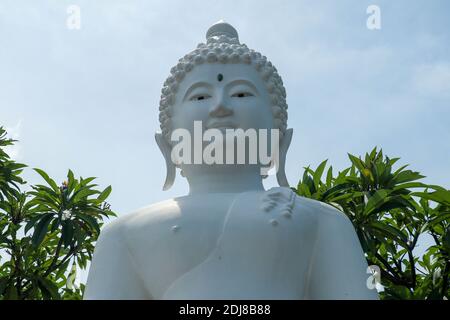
[171,63,274,137]
[156,24,292,190]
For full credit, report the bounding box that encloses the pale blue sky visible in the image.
[1,0,449,282]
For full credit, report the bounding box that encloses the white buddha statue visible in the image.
[84,21,378,300]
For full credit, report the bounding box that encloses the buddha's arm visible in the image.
[84,220,151,300]
[307,208,379,300]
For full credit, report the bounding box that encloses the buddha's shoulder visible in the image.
[100,198,183,237]
[98,194,235,241]
[263,187,351,226]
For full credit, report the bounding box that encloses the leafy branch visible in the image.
[0,126,116,300]
[295,147,450,300]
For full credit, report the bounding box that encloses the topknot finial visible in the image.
[206,20,239,44]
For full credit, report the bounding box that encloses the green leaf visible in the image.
[321,182,353,200]
[55,260,71,280]
[363,189,390,215]
[326,166,333,187]
[50,217,60,232]
[36,276,61,300]
[393,164,409,175]
[31,213,53,247]
[348,153,365,172]
[367,221,409,248]
[62,220,74,247]
[71,188,99,204]
[33,168,59,193]
[369,147,378,159]
[335,167,351,183]
[298,183,311,197]
[330,191,365,203]
[97,185,112,203]
[442,228,450,251]
[77,213,100,234]
[383,284,412,300]
[24,215,45,235]
[393,170,425,184]
[80,176,96,187]
[389,157,400,166]
[31,184,59,199]
[412,190,450,206]
[427,213,450,228]
[313,160,327,189]
[67,169,75,193]
[392,182,428,191]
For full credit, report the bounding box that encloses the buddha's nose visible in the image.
[209,101,233,118]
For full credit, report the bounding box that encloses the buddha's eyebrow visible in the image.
[225,79,259,95]
[183,82,212,101]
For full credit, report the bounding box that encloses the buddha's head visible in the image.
[156,21,293,190]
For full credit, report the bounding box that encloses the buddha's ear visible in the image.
[155,132,176,191]
[276,128,293,188]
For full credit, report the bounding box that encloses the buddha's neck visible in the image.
[185,167,265,195]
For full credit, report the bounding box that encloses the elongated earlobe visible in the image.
[276,128,293,187]
[155,132,176,191]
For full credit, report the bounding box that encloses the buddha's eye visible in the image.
[231,92,254,98]
[190,94,211,101]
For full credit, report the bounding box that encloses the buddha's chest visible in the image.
[127,191,318,299]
